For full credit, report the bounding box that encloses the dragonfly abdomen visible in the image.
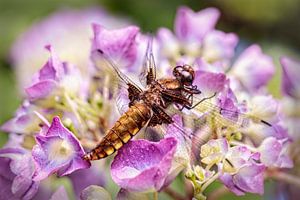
[84,102,151,161]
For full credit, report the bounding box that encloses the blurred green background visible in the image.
[0,0,300,199]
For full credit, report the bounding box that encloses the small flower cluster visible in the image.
[0,5,298,200]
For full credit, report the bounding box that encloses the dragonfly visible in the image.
[83,38,278,161]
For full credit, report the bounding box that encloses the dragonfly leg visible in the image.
[185,92,217,110]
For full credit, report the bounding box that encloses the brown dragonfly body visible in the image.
[83,58,201,160]
[84,102,151,160]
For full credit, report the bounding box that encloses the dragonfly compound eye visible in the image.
[181,70,194,85]
[173,65,184,77]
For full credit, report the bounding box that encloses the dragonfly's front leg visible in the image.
[184,92,217,110]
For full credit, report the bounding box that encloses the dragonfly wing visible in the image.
[191,94,279,138]
[116,88,130,115]
[139,36,157,87]
[93,50,143,105]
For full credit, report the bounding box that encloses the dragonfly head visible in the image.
[173,64,195,86]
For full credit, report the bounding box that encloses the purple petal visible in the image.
[225,146,253,169]
[217,84,240,122]
[68,164,106,198]
[0,147,26,156]
[49,186,69,200]
[0,157,15,179]
[195,58,225,73]
[175,6,220,42]
[0,102,41,135]
[57,157,91,177]
[31,184,53,200]
[25,80,57,100]
[219,173,245,196]
[259,137,293,168]
[32,116,90,181]
[91,24,139,69]
[280,56,300,98]
[0,150,39,200]
[25,46,85,100]
[194,70,227,93]
[80,185,111,200]
[259,137,281,167]
[157,28,180,58]
[232,45,275,91]
[202,30,238,64]
[38,45,64,81]
[220,163,266,195]
[234,163,266,195]
[111,137,177,192]
[0,157,17,200]
[11,175,39,200]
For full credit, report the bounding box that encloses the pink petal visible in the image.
[202,30,238,65]
[111,137,177,192]
[50,186,69,200]
[91,24,139,69]
[234,163,266,195]
[232,45,275,91]
[280,56,300,98]
[175,6,220,42]
[194,70,227,93]
[25,80,57,100]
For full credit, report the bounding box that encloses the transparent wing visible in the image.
[93,50,143,114]
[139,36,157,87]
[95,49,143,92]
[142,112,209,166]
[115,88,130,115]
[191,94,278,134]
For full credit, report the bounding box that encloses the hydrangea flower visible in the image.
[200,138,229,167]
[158,6,238,71]
[26,45,84,102]
[32,116,90,181]
[196,138,266,196]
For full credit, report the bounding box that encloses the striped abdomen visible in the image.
[83,102,151,161]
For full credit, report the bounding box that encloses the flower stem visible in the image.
[153,191,158,200]
[267,170,300,188]
[163,187,185,200]
[201,171,221,192]
[207,185,229,200]
[64,92,84,131]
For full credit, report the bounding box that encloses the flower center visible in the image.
[48,138,74,162]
